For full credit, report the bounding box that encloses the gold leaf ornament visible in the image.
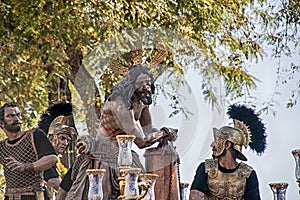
[233,119,251,147]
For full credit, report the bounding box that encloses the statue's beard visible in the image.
[4,121,21,132]
[134,89,153,105]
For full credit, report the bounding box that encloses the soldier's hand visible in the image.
[6,156,25,172]
[160,127,178,142]
[76,135,92,155]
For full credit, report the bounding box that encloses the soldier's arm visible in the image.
[6,154,57,172]
[33,154,58,171]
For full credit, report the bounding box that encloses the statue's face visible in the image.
[1,107,22,133]
[50,132,71,155]
[211,128,227,158]
[134,74,153,105]
[135,74,152,89]
[57,132,71,154]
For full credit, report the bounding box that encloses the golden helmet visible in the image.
[212,104,267,161]
[213,119,251,161]
[48,115,76,136]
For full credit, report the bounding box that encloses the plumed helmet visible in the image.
[38,101,77,137]
[213,104,267,161]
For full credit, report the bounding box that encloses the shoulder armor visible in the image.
[237,162,253,178]
[205,159,218,178]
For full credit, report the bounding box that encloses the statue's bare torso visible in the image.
[99,96,153,147]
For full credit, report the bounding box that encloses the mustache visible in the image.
[135,89,152,96]
[140,89,151,95]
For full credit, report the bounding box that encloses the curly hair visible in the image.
[107,65,155,110]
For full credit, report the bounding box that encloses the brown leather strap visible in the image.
[6,185,35,193]
[5,192,35,200]
[24,163,34,172]
[5,184,44,200]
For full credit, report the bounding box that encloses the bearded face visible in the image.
[211,128,227,158]
[134,89,152,105]
[134,74,153,105]
[3,120,22,132]
[211,139,227,158]
[1,107,22,133]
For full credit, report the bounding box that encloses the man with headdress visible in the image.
[38,102,76,192]
[189,104,267,200]
[0,102,58,200]
[56,64,178,200]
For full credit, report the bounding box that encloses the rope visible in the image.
[177,162,182,200]
[169,160,173,200]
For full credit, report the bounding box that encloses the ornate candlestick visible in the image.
[116,135,136,167]
[180,182,189,200]
[118,167,131,200]
[120,167,150,200]
[86,169,106,200]
[292,149,300,193]
[118,176,126,200]
[269,182,288,200]
[139,173,159,200]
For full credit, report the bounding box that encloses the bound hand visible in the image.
[76,135,93,155]
[160,127,178,142]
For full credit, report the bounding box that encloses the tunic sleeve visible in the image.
[190,162,209,195]
[44,166,59,181]
[59,166,73,192]
[244,170,261,200]
[33,129,57,159]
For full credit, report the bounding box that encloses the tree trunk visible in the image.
[66,45,101,137]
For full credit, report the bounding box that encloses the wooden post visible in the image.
[144,146,180,200]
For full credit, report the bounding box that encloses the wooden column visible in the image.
[144,146,180,200]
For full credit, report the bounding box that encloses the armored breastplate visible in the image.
[0,130,41,190]
[205,159,253,200]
